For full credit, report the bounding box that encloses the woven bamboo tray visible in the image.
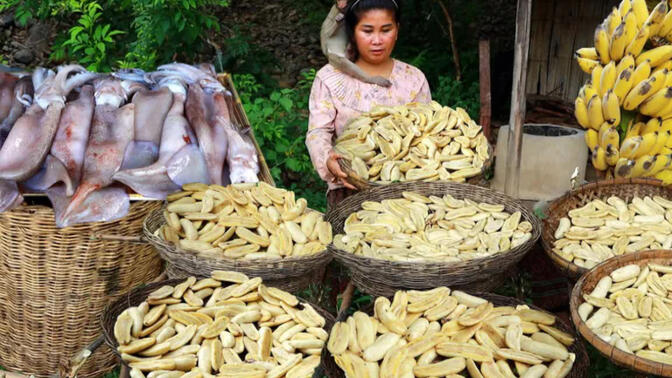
[338,143,494,191]
[101,278,339,377]
[0,200,163,377]
[570,250,672,377]
[326,181,541,297]
[144,209,333,292]
[541,178,672,281]
[323,291,589,378]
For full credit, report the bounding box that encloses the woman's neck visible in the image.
[355,58,395,79]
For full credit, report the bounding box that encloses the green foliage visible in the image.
[1,0,229,71]
[51,2,124,71]
[216,27,277,88]
[235,70,328,212]
[432,74,481,120]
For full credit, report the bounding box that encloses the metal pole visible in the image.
[505,0,532,198]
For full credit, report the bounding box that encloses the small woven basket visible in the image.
[541,178,672,281]
[101,278,339,376]
[0,200,163,377]
[338,144,494,191]
[570,249,672,377]
[323,292,589,378]
[326,181,541,297]
[144,210,333,293]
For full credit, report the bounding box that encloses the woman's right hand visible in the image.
[326,150,357,190]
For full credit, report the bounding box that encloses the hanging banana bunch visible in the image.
[575,0,672,183]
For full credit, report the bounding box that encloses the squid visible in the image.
[0,180,22,212]
[185,83,229,185]
[0,75,33,147]
[0,73,18,123]
[0,65,97,182]
[23,85,95,195]
[55,78,138,227]
[113,76,209,199]
[121,86,173,169]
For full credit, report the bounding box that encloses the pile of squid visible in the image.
[0,63,260,227]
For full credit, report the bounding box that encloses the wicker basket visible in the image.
[326,181,541,297]
[144,209,333,293]
[338,144,494,191]
[101,278,339,376]
[541,178,672,281]
[323,292,589,378]
[570,249,672,377]
[0,200,163,377]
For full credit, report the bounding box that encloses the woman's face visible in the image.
[353,9,398,65]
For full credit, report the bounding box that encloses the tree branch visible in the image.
[435,0,462,81]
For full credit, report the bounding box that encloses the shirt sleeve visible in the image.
[414,76,432,103]
[306,76,337,184]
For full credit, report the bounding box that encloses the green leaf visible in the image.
[279,97,293,112]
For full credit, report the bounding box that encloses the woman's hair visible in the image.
[344,0,402,59]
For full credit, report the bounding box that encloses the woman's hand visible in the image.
[337,0,348,10]
[326,150,357,190]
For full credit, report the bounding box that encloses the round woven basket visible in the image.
[101,278,339,376]
[323,291,589,378]
[338,144,494,191]
[541,178,672,281]
[144,210,333,293]
[0,200,163,377]
[326,181,541,297]
[570,249,672,377]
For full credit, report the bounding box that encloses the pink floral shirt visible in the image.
[306,59,431,190]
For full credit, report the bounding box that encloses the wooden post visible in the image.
[504,0,532,198]
[479,39,492,140]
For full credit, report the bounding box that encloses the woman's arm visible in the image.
[306,77,356,189]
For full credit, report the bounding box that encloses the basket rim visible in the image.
[541,178,672,280]
[143,208,333,271]
[325,181,541,276]
[101,278,336,370]
[569,249,672,377]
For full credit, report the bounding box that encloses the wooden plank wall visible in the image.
[526,0,620,102]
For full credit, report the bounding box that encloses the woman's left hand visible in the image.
[326,151,357,190]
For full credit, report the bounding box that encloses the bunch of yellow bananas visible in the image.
[575,0,672,183]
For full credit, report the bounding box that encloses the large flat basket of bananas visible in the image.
[144,182,333,293]
[542,178,672,281]
[325,288,588,378]
[334,101,493,191]
[570,249,672,377]
[326,181,541,297]
[101,271,340,377]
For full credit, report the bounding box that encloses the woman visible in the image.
[307,0,432,209]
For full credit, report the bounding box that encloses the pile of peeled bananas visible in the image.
[328,288,576,377]
[333,191,533,262]
[574,0,672,182]
[114,271,327,376]
[334,101,490,184]
[553,195,672,269]
[157,183,332,260]
[579,263,672,365]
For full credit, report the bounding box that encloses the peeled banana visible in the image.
[552,195,672,269]
[159,183,332,260]
[330,288,576,378]
[114,271,327,375]
[333,191,533,263]
[334,101,489,185]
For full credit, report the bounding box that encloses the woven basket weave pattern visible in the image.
[570,250,672,377]
[101,278,339,375]
[326,181,541,297]
[0,201,163,377]
[542,178,672,281]
[144,210,333,292]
